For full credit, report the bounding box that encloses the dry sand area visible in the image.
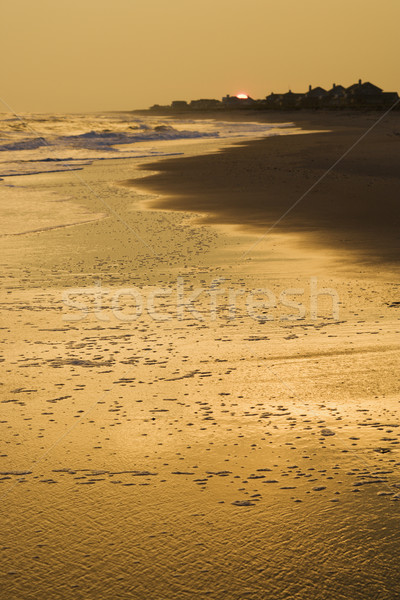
[0,115,400,599]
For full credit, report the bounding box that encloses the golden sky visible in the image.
[2,0,399,112]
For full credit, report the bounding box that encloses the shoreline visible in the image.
[128,111,400,268]
[1,111,400,599]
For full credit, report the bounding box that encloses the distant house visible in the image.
[171,100,189,110]
[324,84,347,108]
[381,91,400,107]
[344,79,399,108]
[222,94,255,108]
[160,79,399,113]
[189,99,222,110]
[264,92,283,109]
[149,104,170,112]
[346,79,384,108]
[301,85,328,108]
[347,79,382,96]
[265,90,302,109]
[280,90,303,109]
[306,85,328,98]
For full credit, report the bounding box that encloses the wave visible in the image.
[0,112,293,178]
[0,152,184,177]
[58,127,216,149]
[0,126,216,154]
[0,138,47,152]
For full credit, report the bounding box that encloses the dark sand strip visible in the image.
[127,111,400,266]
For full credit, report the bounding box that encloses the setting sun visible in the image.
[236,93,249,99]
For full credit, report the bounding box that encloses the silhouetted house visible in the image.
[307,85,328,98]
[253,99,270,110]
[280,90,303,109]
[381,91,400,107]
[345,79,394,108]
[324,84,347,108]
[149,104,170,112]
[326,83,346,94]
[189,99,222,110]
[347,79,381,96]
[222,94,255,109]
[156,79,399,114]
[264,92,283,109]
[171,100,189,110]
[264,81,398,111]
[301,85,328,108]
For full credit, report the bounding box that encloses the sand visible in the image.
[0,112,400,599]
[131,110,400,266]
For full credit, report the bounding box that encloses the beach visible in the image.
[1,110,400,599]
[132,110,400,266]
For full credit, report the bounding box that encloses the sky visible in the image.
[1,0,399,113]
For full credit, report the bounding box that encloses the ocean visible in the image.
[0,111,293,178]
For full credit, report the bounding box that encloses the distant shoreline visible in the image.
[137,80,399,114]
[131,107,398,131]
[134,105,400,117]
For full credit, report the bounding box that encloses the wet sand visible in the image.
[1,119,400,599]
[131,110,400,266]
